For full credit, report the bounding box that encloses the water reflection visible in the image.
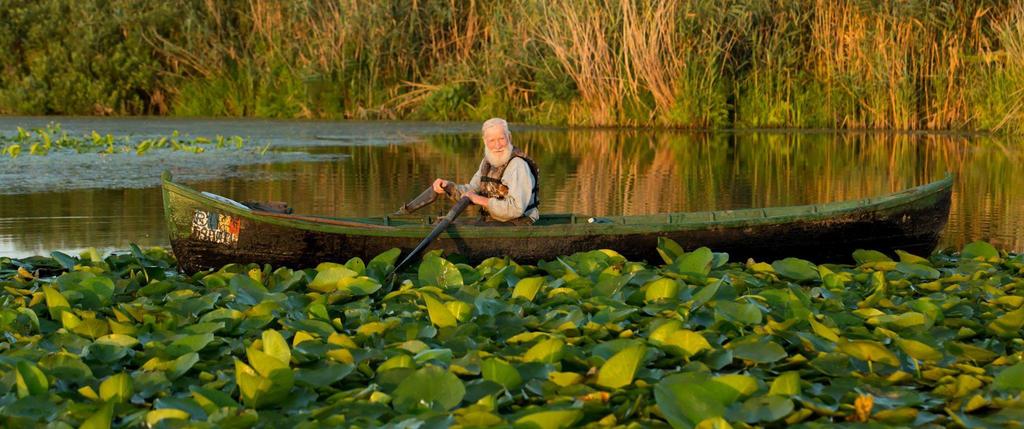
[1,124,1021,258]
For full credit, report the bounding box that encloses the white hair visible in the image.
[481,117,512,146]
[482,118,514,167]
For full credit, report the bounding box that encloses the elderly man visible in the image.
[431,118,539,225]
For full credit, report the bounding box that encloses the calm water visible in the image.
[1,117,1021,258]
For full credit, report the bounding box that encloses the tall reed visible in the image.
[535,0,628,126]
[2,0,1023,131]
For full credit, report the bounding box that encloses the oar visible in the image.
[390,183,472,279]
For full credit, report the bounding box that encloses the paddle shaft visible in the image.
[392,195,472,274]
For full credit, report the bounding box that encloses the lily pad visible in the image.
[596,343,646,389]
[392,365,466,412]
[771,258,820,282]
[419,256,464,288]
[962,241,999,260]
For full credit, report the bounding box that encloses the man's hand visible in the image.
[465,191,489,208]
[432,178,451,194]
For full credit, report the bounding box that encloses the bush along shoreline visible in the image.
[1,1,1023,132]
[1,240,1024,427]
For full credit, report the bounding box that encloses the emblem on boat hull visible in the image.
[192,210,241,245]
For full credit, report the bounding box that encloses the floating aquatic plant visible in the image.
[1,241,1023,427]
[0,123,265,158]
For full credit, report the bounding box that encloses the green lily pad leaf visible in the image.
[16,361,49,397]
[771,258,820,282]
[994,362,1024,392]
[853,249,892,264]
[72,317,111,339]
[523,338,565,363]
[661,330,712,358]
[655,373,725,428]
[657,237,685,264]
[482,358,522,390]
[167,352,200,380]
[50,250,79,270]
[146,408,190,426]
[338,276,382,296]
[648,319,683,344]
[308,266,357,292]
[378,354,415,372]
[414,348,453,365]
[868,312,928,329]
[99,372,133,403]
[39,351,94,383]
[731,341,787,364]
[166,332,215,358]
[262,329,291,365]
[392,365,465,412]
[895,249,930,264]
[294,363,354,388]
[43,285,70,320]
[419,255,464,288]
[962,241,998,260]
[367,248,401,280]
[895,262,940,280]
[247,348,289,379]
[191,386,241,412]
[710,374,758,398]
[691,281,721,309]
[716,301,763,325]
[908,298,944,325]
[768,371,801,396]
[96,334,139,348]
[988,308,1024,338]
[229,274,268,306]
[234,360,294,409]
[671,247,713,276]
[808,318,839,343]
[345,257,366,274]
[947,342,999,363]
[80,401,115,429]
[424,293,458,328]
[738,394,794,423]
[515,409,582,429]
[512,277,545,301]
[694,417,733,429]
[77,276,115,308]
[445,300,473,321]
[596,344,646,389]
[838,340,899,366]
[645,277,680,303]
[895,338,943,362]
[2,394,59,421]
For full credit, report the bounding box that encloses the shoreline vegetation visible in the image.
[1,241,1023,426]
[1,1,1023,132]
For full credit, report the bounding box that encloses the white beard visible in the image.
[485,144,513,167]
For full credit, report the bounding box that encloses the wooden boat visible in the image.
[162,172,953,274]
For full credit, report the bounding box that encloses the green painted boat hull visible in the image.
[163,172,953,274]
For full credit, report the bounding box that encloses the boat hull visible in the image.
[163,174,953,274]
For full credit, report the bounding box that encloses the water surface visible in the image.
[1,117,1020,258]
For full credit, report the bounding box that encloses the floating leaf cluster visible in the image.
[0,123,264,158]
[1,240,1024,428]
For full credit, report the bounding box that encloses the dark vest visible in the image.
[477,148,540,214]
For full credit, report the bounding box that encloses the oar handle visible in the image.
[394,182,457,215]
[392,195,472,275]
